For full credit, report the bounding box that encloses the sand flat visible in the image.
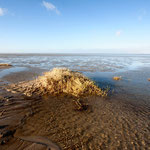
[0,64,150,149]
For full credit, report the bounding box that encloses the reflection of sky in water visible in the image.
[0,54,150,72]
[0,67,28,78]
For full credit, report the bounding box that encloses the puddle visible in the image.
[0,67,28,78]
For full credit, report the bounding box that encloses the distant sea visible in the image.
[0,53,150,72]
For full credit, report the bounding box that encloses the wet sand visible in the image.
[0,67,150,150]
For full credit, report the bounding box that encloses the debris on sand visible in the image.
[0,64,12,69]
[113,76,122,81]
[0,64,12,67]
[9,68,107,98]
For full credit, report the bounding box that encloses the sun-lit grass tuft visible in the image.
[11,68,107,98]
[113,76,122,81]
[0,63,12,66]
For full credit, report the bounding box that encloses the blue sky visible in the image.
[0,0,150,53]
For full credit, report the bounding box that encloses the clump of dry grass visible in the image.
[0,63,12,67]
[113,76,122,81]
[10,68,107,98]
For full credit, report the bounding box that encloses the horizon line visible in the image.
[0,52,150,55]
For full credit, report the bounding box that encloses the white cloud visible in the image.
[0,8,7,16]
[116,30,122,37]
[42,1,60,15]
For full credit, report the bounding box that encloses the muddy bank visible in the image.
[0,87,43,148]
[0,67,47,149]
[0,67,150,150]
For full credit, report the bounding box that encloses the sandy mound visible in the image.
[9,68,107,98]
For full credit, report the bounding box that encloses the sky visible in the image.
[0,0,150,53]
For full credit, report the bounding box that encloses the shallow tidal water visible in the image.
[0,53,150,72]
[0,54,150,150]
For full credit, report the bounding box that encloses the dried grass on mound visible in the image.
[10,68,107,98]
[0,63,12,66]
